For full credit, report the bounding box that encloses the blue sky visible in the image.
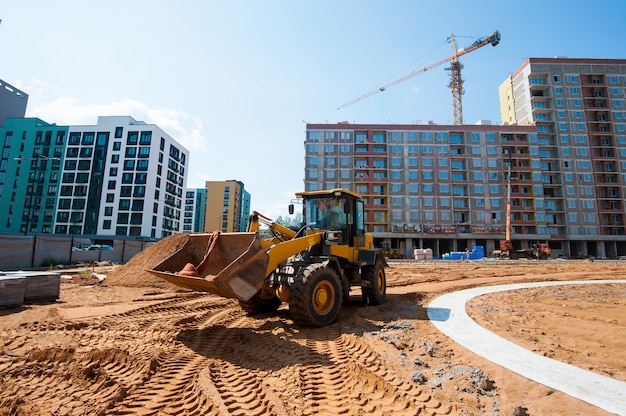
[2,1,625,218]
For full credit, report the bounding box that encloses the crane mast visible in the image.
[337,30,501,125]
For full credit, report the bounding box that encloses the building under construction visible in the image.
[304,55,626,259]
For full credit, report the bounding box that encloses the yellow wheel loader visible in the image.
[147,188,387,327]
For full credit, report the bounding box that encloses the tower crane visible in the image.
[337,30,501,125]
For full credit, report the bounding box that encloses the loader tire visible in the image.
[288,263,342,327]
[239,293,281,315]
[361,260,386,305]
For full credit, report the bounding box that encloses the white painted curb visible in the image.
[428,280,626,415]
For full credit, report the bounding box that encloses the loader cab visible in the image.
[295,189,366,247]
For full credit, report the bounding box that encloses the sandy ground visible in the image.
[1,235,625,415]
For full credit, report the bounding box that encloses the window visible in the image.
[132,200,144,211]
[76,173,89,183]
[81,132,95,145]
[119,199,131,210]
[127,132,138,145]
[140,131,152,144]
[68,132,80,145]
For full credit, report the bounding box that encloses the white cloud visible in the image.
[27,96,207,152]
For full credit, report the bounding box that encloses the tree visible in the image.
[275,212,303,228]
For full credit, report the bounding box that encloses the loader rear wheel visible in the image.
[361,260,386,305]
[288,263,342,327]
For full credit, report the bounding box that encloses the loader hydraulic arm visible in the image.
[247,211,322,277]
[247,211,299,243]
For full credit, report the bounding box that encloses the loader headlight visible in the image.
[324,231,342,245]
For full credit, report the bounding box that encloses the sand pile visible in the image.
[105,233,191,288]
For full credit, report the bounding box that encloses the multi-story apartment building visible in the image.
[183,187,208,232]
[239,187,251,232]
[499,57,626,258]
[304,119,626,259]
[204,180,250,232]
[304,123,550,258]
[0,79,28,127]
[0,116,189,239]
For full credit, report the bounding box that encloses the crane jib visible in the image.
[337,29,501,125]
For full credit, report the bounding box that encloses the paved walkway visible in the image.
[427,280,626,415]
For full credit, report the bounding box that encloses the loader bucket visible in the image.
[146,232,269,301]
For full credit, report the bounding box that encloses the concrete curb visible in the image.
[427,280,626,415]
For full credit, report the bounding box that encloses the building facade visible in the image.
[204,180,250,233]
[499,57,626,258]
[183,187,208,233]
[0,79,28,127]
[304,119,626,259]
[0,116,189,239]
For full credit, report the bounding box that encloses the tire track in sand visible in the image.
[2,291,453,415]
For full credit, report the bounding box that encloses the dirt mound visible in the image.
[105,233,191,288]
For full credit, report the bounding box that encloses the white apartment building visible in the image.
[56,116,189,239]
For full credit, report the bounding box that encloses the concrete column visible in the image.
[405,238,413,259]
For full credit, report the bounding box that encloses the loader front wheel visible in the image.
[239,291,282,316]
[361,260,386,305]
[288,264,342,327]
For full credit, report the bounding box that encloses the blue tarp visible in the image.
[442,246,485,260]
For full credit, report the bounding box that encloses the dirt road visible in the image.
[1,257,625,415]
